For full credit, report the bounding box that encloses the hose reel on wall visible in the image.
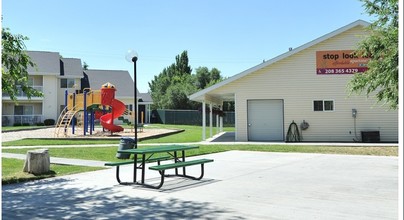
[286,120,310,142]
[300,120,309,130]
[286,121,302,142]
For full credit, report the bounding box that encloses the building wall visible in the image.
[42,75,59,121]
[57,78,80,115]
[215,26,398,142]
[2,103,14,115]
[114,97,134,125]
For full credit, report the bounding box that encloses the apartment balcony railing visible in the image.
[2,115,44,126]
[2,86,43,99]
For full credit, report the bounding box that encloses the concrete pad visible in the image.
[2,151,398,219]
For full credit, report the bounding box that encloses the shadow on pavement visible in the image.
[2,177,242,219]
[209,132,235,142]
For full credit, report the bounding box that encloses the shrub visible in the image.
[13,123,22,126]
[36,122,45,126]
[22,123,30,126]
[44,119,55,126]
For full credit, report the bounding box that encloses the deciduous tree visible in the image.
[349,0,398,109]
[2,28,43,101]
[194,67,223,90]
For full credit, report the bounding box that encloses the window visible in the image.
[14,105,33,115]
[324,100,334,111]
[27,77,34,86]
[61,79,75,88]
[313,101,323,111]
[313,100,334,111]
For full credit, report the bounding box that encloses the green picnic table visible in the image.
[107,145,214,188]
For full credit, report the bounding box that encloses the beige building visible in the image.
[2,51,152,126]
[190,20,398,142]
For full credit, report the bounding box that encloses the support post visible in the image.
[64,90,68,134]
[148,104,151,124]
[202,101,206,141]
[90,110,94,135]
[220,105,223,132]
[72,93,76,134]
[216,114,219,134]
[64,90,68,109]
[83,90,87,136]
[209,103,213,138]
[133,57,138,148]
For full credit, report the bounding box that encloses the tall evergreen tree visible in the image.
[149,51,224,110]
[149,50,195,109]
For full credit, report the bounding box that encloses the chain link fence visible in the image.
[151,109,235,126]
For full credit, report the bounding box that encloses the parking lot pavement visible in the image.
[2,151,398,219]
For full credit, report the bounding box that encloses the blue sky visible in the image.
[2,0,373,92]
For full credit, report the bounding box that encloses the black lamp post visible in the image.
[126,50,138,148]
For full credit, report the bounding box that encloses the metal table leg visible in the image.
[133,154,138,183]
[182,150,186,175]
[141,154,146,184]
[174,151,178,175]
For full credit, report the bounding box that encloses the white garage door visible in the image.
[247,99,284,141]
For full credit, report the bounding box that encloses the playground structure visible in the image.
[54,82,133,137]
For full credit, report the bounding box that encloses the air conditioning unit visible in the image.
[361,131,380,143]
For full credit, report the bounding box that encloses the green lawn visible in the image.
[2,124,397,185]
[1,124,234,146]
[2,158,104,185]
[2,139,119,147]
[142,124,235,143]
[2,144,398,161]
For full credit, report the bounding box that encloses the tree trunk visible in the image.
[23,149,50,175]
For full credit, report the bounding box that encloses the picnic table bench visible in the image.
[149,158,214,188]
[104,156,170,184]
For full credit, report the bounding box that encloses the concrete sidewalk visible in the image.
[2,151,398,219]
[2,152,107,167]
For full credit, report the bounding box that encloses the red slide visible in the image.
[100,99,126,132]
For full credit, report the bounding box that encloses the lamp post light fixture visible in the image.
[126,49,138,148]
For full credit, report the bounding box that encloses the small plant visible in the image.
[44,119,55,126]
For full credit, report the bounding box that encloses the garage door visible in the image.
[247,99,284,141]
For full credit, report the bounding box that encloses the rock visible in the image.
[23,149,50,175]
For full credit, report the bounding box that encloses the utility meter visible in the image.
[352,109,357,118]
